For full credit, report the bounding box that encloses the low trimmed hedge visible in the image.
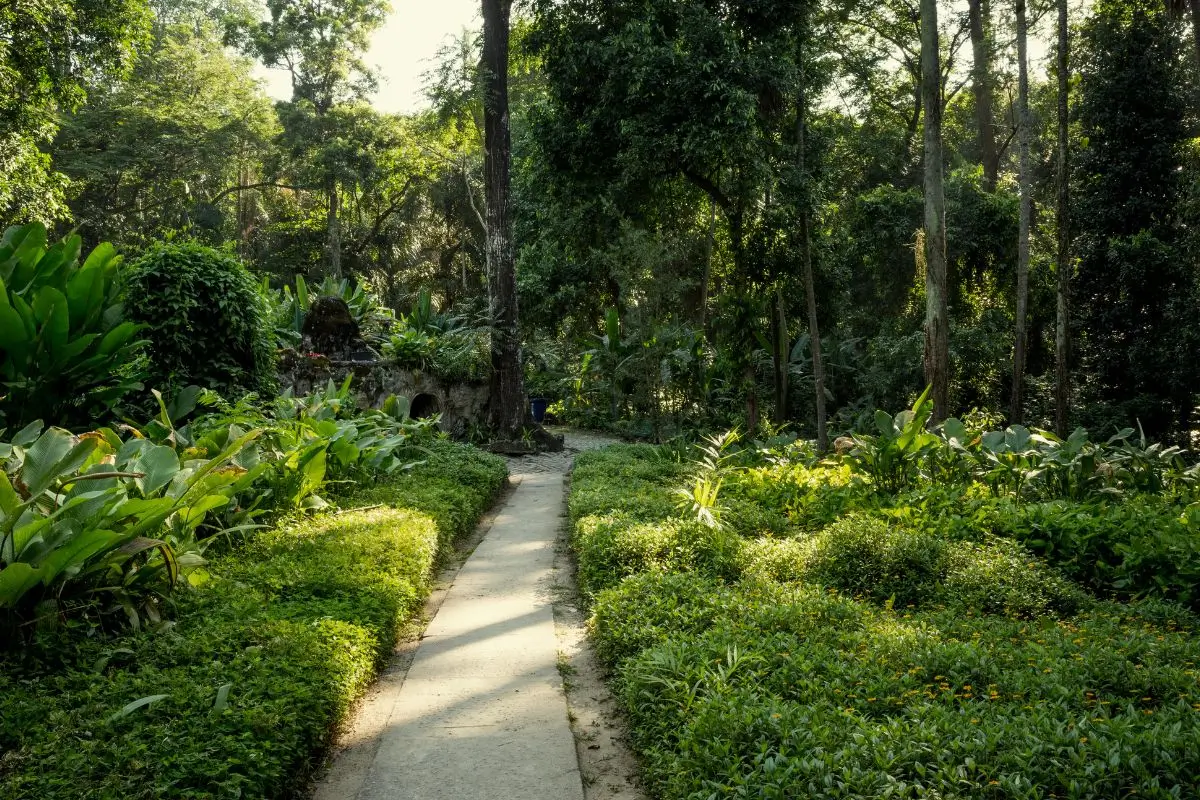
[572,444,1200,800]
[0,440,506,799]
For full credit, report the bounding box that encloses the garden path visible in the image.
[313,429,640,800]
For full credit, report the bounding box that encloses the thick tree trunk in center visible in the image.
[482,0,526,436]
[921,0,950,423]
[1011,0,1032,424]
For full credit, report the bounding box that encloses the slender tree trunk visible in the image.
[968,0,999,191]
[1054,0,1072,436]
[482,0,526,435]
[774,288,789,422]
[700,198,715,334]
[1011,0,1032,424]
[797,54,828,451]
[921,0,950,423]
[327,178,342,279]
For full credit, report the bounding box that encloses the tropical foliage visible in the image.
[0,223,145,430]
[571,431,1200,798]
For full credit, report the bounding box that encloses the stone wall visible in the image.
[279,351,490,437]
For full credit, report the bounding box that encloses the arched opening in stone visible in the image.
[410,393,441,420]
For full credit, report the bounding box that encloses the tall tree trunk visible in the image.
[968,0,999,191]
[921,0,950,423]
[1054,0,1072,436]
[1011,0,1032,423]
[482,0,526,435]
[326,178,341,279]
[797,54,828,452]
[774,288,789,422]
[701,198,715,334]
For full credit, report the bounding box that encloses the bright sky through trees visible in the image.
[255,0,480,112]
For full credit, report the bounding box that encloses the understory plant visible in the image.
[0,379,436,639]
[124,242,276,398]
[571,442,1200,799]
[0,420,261,636]
[0,223,146,430]
[266,273,398,348]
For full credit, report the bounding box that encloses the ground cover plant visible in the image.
[570,417,1200,799]
[0,388,508,799]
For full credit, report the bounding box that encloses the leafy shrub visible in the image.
[598,574,1200,800]
[0,440,506,800]
[124,242,276,397]
[802,515,948,607]
[723,461,861,532]
[568,445,688,524]
[994,496,1200,608]
[574,433,1200,800]
[939,536,1087,618]
[573,514,742,598]
[0,223,146,429]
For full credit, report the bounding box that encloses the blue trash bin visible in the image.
[530,397,549,424]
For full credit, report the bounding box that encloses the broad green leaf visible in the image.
[0,563,45,607]
[19,428,98,498]
[11,420,42,446]
[129,444,180,497]
[0,473,20,517]
[212,683,233,712]
[106,694,168,723]
[37,529,125,583]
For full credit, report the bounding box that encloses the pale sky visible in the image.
[255,0,481,114]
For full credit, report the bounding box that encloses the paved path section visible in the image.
[326,470,584,800]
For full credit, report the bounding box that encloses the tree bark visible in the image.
[797,52,828,452]
[774,288,789,422]
[326,178,342,279]
[1054,0,1072,436]
[968,0,999,191]
[921,0,951,423]
[482,0,526,435]
[1011,0,1032,424]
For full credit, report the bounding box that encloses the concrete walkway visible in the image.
[316,471,584,800]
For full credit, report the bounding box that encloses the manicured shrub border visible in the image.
[0,440,507,799]
[571,444,1200,800]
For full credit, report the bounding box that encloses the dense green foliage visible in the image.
[0,438,506,799]
[4,0,1199,440]
[124,242,276,397]
[0,223,146,429]
[1072,0,1200,437]
[570,423,1200,798]
[0,377,450,636]
[0,0,150,223]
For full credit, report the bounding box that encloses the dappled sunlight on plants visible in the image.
[571,423,1200,798]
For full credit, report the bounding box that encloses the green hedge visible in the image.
[0,440,506,799]
[572,444,1200,800]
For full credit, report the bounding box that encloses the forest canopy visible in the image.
[1,0,1197,443]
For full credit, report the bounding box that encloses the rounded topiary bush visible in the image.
[124,242,276,397]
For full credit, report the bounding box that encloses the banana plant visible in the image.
[0,223,147,430]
